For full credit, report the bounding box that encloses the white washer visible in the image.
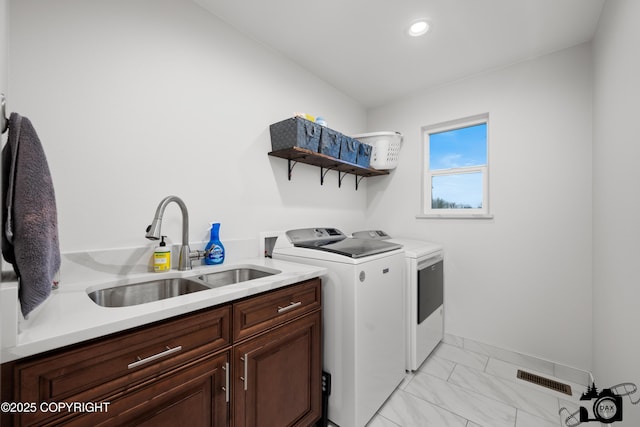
[353,231,444,371]
[273,228,405,427]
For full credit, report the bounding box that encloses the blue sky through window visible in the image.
[429,123,487,170]
[432,173,483,208]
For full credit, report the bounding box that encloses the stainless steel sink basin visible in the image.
[196,267,278,288]
[87,266,281,307]
[88,278,210,308]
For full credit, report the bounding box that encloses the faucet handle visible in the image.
[190,250,206,261]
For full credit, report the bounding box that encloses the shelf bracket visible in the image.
[287,159,299,181]
[355,175,365,191]
[320,167,333,186]
[338,171,347,188]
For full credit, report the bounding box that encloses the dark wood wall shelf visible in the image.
[268,147,389,190]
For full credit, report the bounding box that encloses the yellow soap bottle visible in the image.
[153,236,171,272]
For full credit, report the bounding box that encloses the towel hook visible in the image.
[1,93,8,134]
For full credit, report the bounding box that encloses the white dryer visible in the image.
[353,230,444,371]
[273,228,405,427]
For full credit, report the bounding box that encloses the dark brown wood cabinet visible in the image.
[1,277,321,427]
[8,305,232,427]
[233,307,321,427]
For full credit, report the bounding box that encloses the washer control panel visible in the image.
[286,227,346,246]
[352,230,391,240]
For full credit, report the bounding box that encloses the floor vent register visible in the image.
[516,369,572,395]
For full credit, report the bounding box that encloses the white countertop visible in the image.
[1,253,326,363]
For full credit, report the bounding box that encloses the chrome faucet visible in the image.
[145,195,203,271]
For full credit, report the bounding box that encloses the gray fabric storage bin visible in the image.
[319,127,342,158]
[357,143,372,167]
[269,117,321,152]
[340,137,359,163]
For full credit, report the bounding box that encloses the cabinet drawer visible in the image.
[61,351,230,427]
[14,305,231,426]
[233,278,321,342]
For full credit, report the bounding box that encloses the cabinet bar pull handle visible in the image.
[240,354,248,391]
[127,345,183,370]
[277,301,302,313]
[222,362,230,402]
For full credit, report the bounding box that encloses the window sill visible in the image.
[416,214,494,220]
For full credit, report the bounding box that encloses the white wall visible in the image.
[366,45,593,370]
[8,0,368,254]
[593,1,640,425]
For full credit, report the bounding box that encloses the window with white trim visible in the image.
[422,114,490,217]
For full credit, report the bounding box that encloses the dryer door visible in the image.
[417,258,443,324]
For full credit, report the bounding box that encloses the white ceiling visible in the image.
[193,0,605,108]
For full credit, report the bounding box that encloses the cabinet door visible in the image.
[62,351,230,427]
[233,312,321,427]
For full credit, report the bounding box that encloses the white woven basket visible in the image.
[351,131,403,170]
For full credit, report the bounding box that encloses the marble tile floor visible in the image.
[359,335,594,427]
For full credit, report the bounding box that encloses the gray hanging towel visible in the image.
[2,112,61,317]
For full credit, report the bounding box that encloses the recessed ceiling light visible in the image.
[408,20,430,37]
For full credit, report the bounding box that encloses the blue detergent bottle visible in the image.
[204,223,225,265]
